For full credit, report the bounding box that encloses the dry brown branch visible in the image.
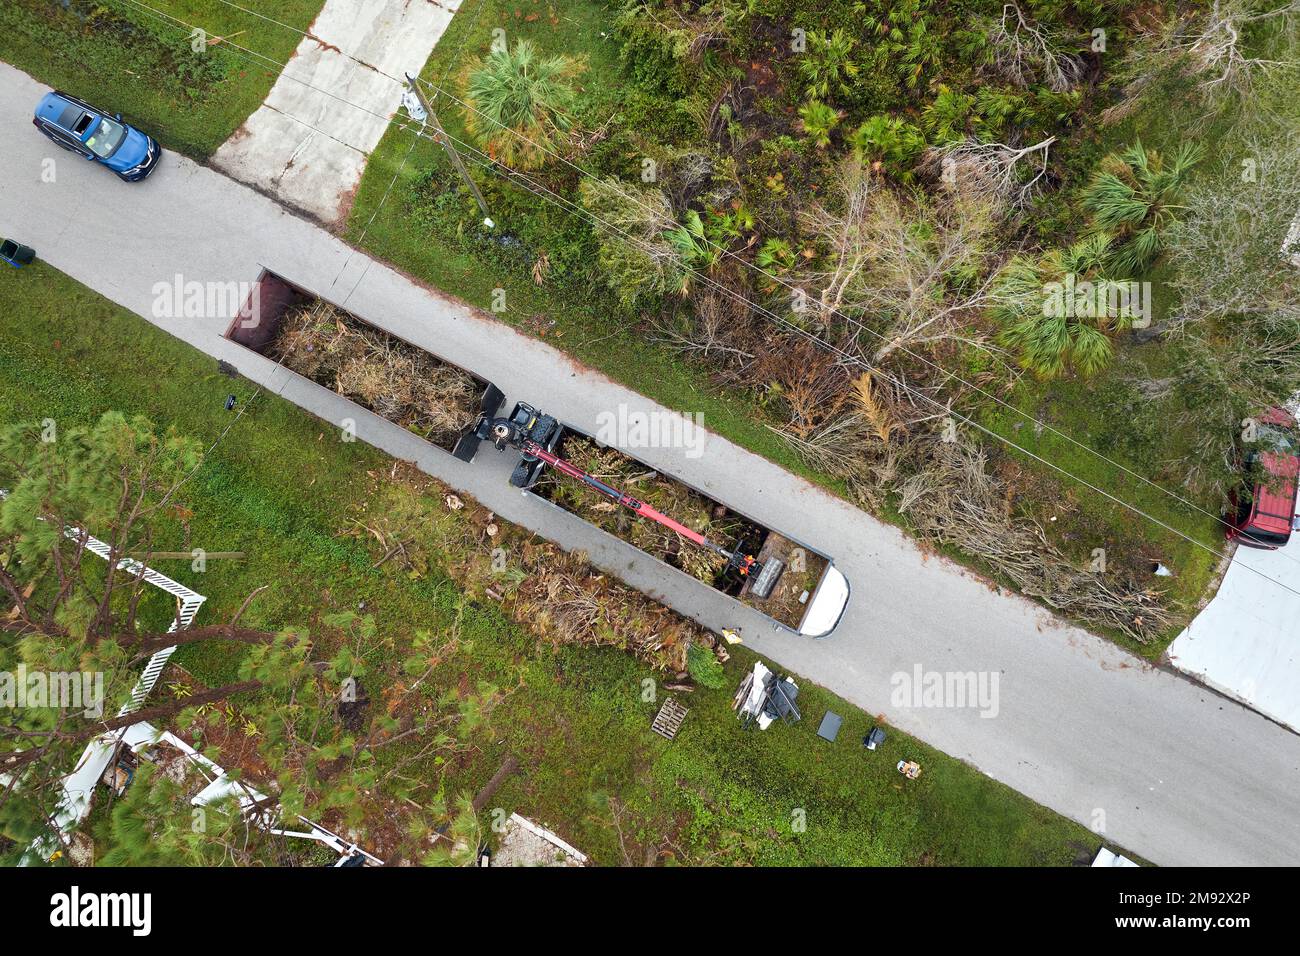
[986,3,1087,92]
[798,161,1003,365]
[893,436,1174,642]
[924,137,1056,208]
[852,372,904,443]
[1105,0,1300,121]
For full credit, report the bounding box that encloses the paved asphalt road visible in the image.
[3,62,1298,865]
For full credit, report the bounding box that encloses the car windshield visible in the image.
[82,115,127,158]
[1257,423,1298,455]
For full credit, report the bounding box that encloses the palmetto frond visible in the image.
[1082,139,1202,273]
[461,39,585,170]
[992,234,1129,379]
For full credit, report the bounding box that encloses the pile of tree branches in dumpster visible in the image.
[536,436,750,584]
[343,463,722,673]
[272,301,480,448]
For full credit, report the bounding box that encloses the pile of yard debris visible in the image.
[781,389,1174,643]
[271,301,479,447]
[345,463,719,673]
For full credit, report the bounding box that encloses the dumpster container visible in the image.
[1,239,36,269]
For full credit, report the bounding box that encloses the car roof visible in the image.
[34,91,98,134]
[1258,406,1297,428]
[1250,451,1300,534]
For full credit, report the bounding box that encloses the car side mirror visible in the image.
[114,113,123,122]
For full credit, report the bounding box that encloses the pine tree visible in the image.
[2,413,498,865]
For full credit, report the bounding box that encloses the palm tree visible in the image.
[799,100,842,149]
[1082,139,1203,275]
[460,39,585,170]
[992,233,1134,379]
[663,210,723,297]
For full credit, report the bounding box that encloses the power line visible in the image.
[412,120,1300,606]
[203,0,407,85]
[334,0,497,304]
[115,0,408,128]
[107,0,1300,603]
[416,74,1291,555]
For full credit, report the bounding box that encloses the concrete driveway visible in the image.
[212,0,460,226]
[1168,390,1300,730]
[1169,513,1300,733]
[4,60,1300,866]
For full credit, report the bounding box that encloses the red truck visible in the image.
[1226,407,1300,550]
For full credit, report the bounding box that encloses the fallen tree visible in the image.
[778,411,1174,643]
[893,435,1174,643]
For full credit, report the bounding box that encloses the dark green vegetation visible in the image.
[0,262,1112,864]
[0,0,323,157]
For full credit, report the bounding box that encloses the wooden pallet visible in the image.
[651,697,689,740]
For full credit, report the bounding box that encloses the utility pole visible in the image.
[404,74,494,229]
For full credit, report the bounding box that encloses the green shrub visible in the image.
[798,27,859,101]
[1082,140,1204,275]
[798,99,842,149]
[862,0,944,90]
[686,644,726,689]
[991,234,1133,379]
[972,88,1030,140]
[848,115,926,179]
[460,39,585,171]
[615,1,698,97]
[578,177,684,305]
[920,87,975,143]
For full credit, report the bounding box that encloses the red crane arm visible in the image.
[522,440,734,560]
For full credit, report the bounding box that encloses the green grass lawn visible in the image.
[0,260,1120,865]
[0,0,324,158]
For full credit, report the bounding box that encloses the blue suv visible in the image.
[32,91,160,182]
